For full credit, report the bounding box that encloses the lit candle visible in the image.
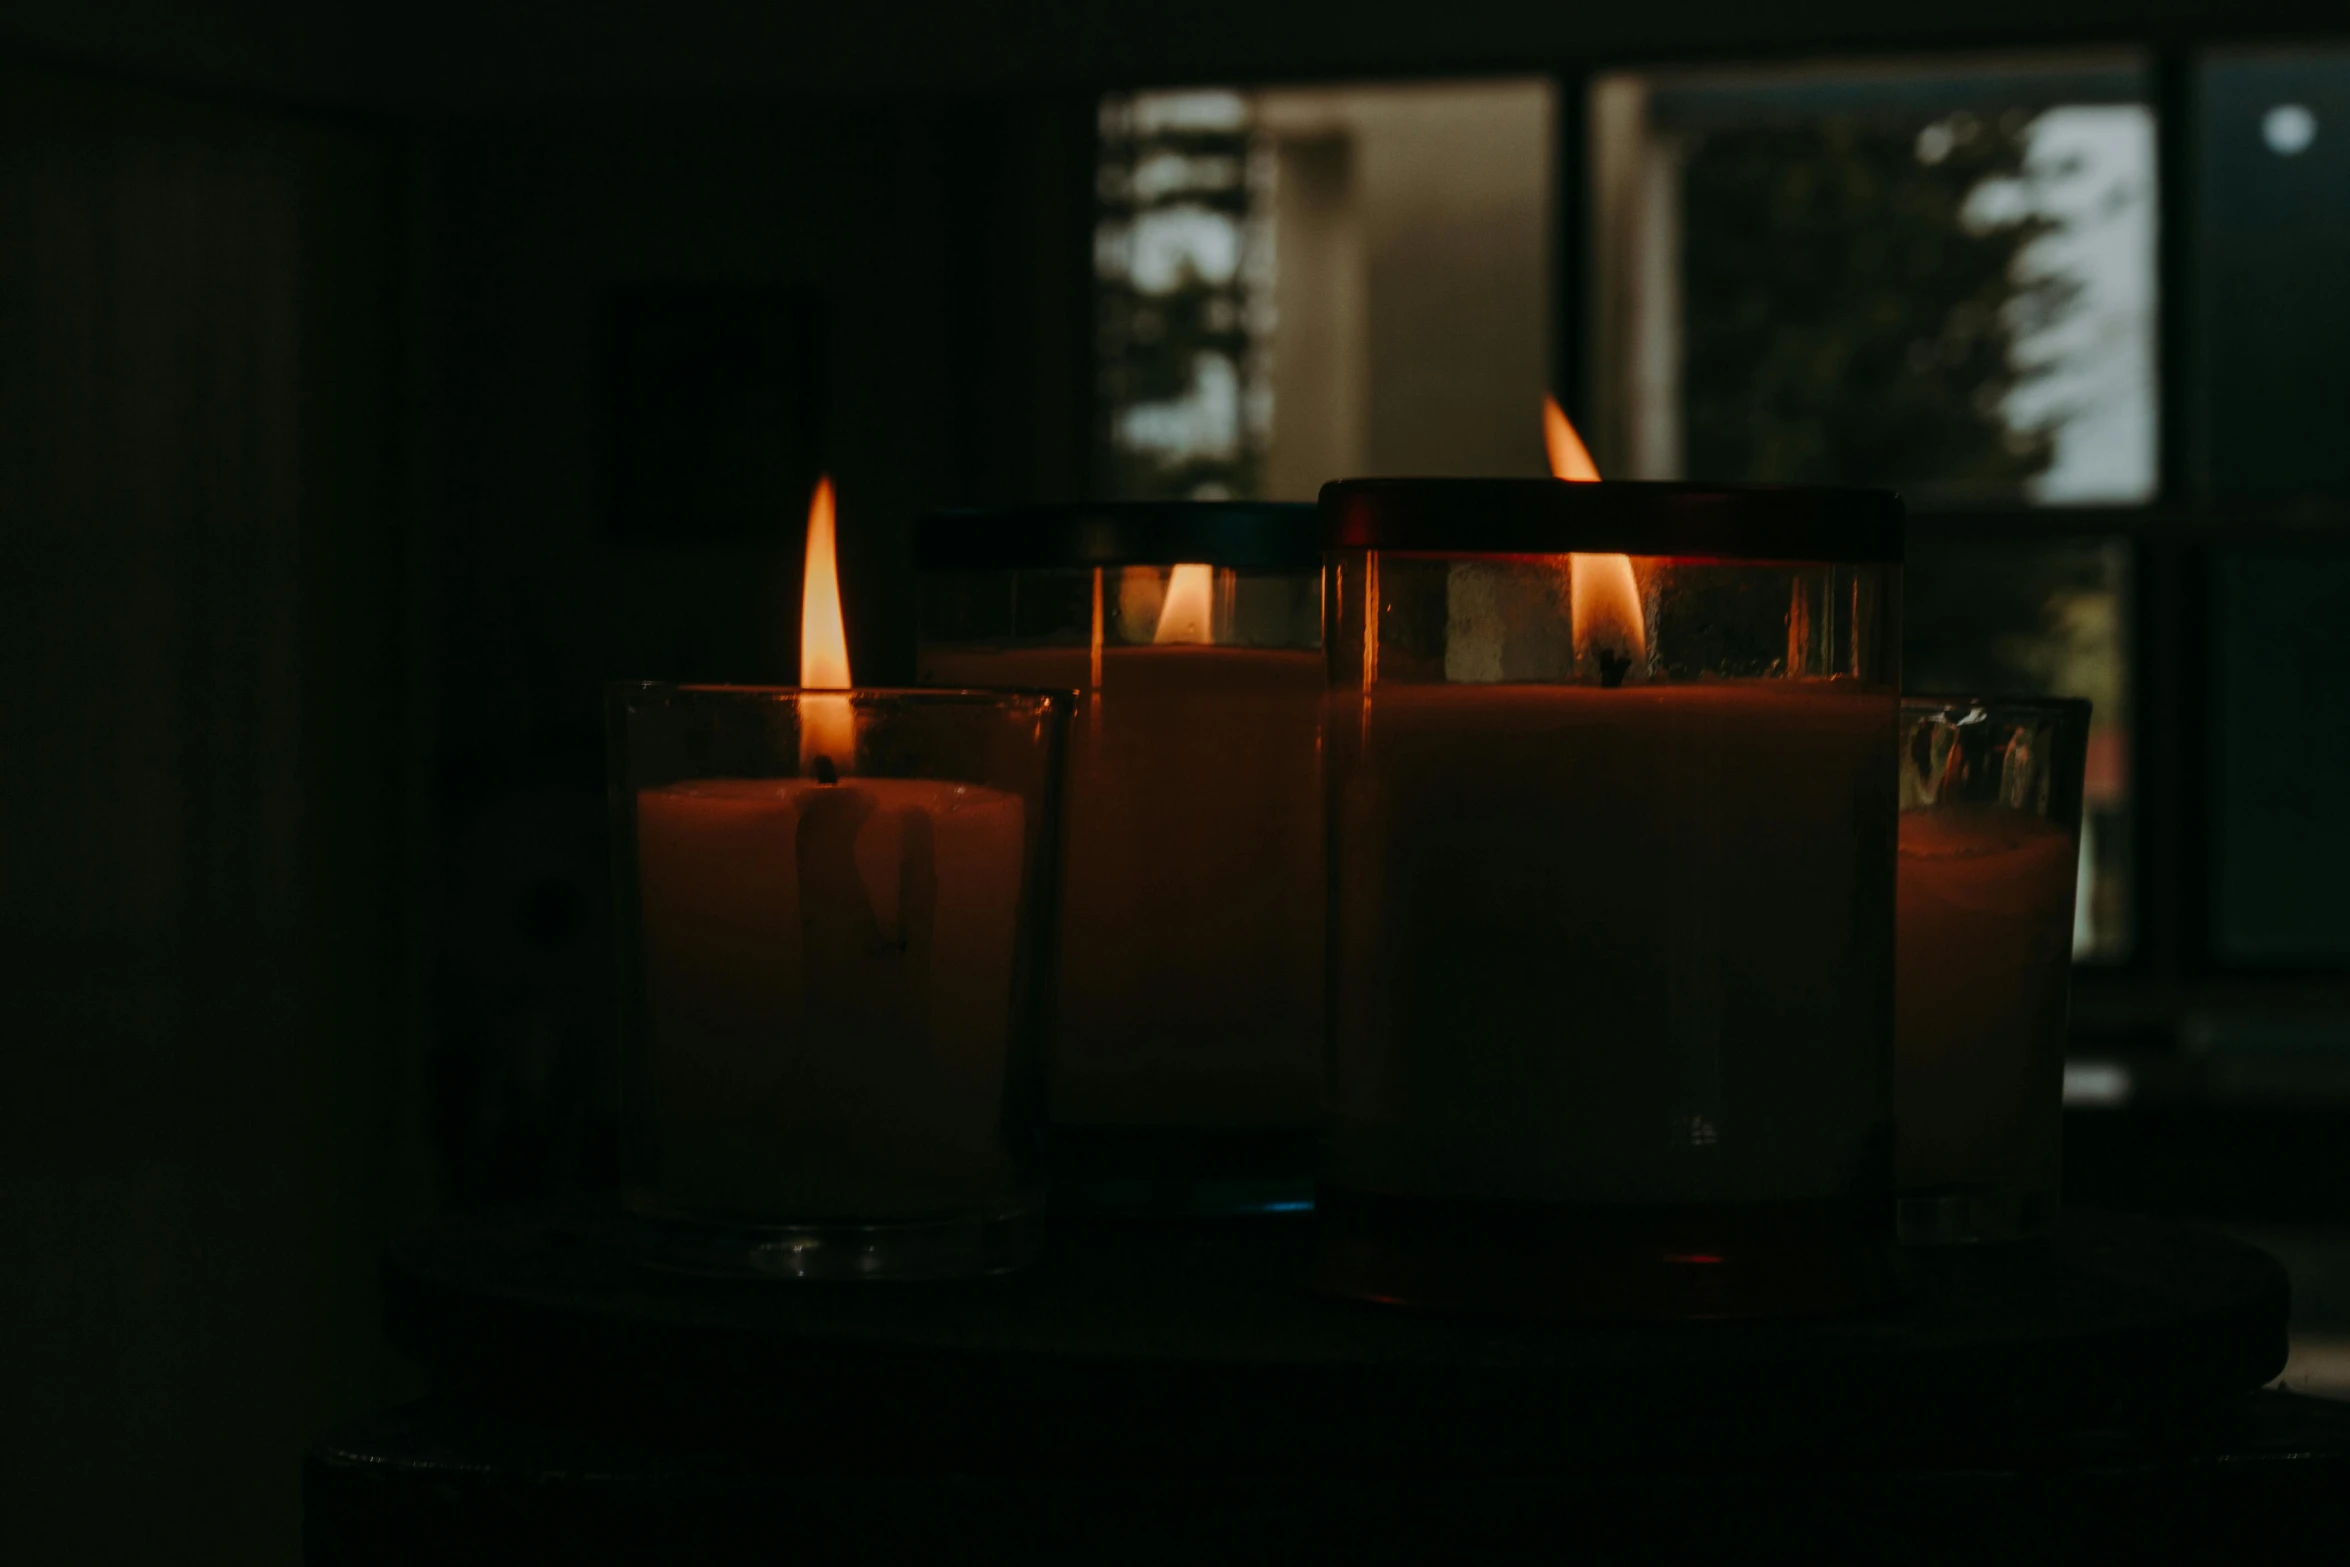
[922,595,1321,1130]
[1329,680,1892,1205]
[1316,408,1902,1316]
[915,507,1323,1158]
[796,476,855,776]
[627,478,1032,1226]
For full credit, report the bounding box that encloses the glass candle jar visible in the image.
[609,683,1070,1279]
[1897,694,2091,1246]
[916,505,1321,1213]
[1318,479,1903,1318]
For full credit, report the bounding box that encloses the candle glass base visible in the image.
[621,1201,1042,1281]
[1897,1186,2053,1247]
[1048,1125,1318,1217]
[1310,1186,1900,1320]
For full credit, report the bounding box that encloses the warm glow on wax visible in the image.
[799,475,854,771]
[1152,563,1216,646]
[1544,395,1645,678]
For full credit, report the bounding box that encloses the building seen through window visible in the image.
[1096,81,1555,500]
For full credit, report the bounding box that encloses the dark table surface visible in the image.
[307,1203,2337,1563]
[307,1387,2350,1564]
[382,1202,2287,1452]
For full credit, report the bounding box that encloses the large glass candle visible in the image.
[609,683,1070,1279]
[1896,695,2089,1246]
[916,505,1321,1212]
[1319,479,1903,1318]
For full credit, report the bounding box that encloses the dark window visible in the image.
[2197,48,2350,494]
[2211,547,2350,962]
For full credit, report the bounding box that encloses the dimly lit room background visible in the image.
[4,3,2347,1559]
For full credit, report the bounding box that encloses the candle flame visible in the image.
[1570,555,1645,675]
[1152,562,1216,646]
[1545,395,1644,681]
[800,476,849,689]
[799,475,854,772]
[1543,393,1601,482]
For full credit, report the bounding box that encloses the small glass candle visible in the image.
[1896,695,2090,1246]
[1319,479,1902,1318]
[916,504,1321,1213]
[608,683,1070,1278]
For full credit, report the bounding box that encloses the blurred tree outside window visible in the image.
[1590,59,2156,504]
[1096,91,1269,500]
[1677,110,2073,498]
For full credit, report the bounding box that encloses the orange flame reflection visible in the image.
[1153,562,1216,646]
[1544,395,1644,680]
[799,475,854,772]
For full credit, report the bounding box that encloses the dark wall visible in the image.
[421,94,1090,1203]
[368,0,2350,108]
[0,57,1092,1560]
[7,0,2346,113]
[0,66,416,1561]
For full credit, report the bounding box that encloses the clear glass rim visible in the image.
[918,501,1320,571]
[1321,478,1903,562]
[610,679,1076,711]
[1902,692,2093,725]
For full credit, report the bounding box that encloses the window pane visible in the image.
[1591,57,2157,505]
[1096,81,1554,500]
[2198,48,2350,493]
[2212,547,2350,963]
[1904,535,2133,959]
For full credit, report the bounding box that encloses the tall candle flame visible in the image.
[799,475,854,773]
[1545,395,1644,683]
[1152,562,1216,646]
[1543,393,1601,482]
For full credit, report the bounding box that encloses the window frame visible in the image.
[1546,44,2350,1036]
[1081,41,2350,1052]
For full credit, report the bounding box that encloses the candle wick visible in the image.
[1597,650,1633,689]
[811,754,840,785]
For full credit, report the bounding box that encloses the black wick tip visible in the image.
[1597,650,1633,690]
[811,754,839,785]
